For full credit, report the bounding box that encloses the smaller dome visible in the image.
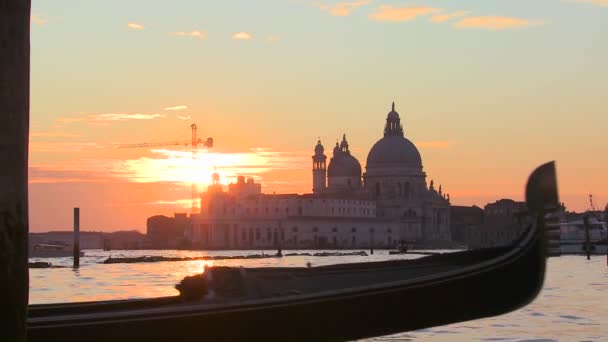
[328,154,362,177]
[328,134,361,178]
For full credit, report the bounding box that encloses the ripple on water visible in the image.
[28,253,608,340]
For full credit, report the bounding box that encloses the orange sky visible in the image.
[28,0,608,231]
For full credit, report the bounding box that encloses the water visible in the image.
[30,251,608,341]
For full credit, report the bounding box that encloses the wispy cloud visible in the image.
[55,113,166,126]
[177,115,192,120]
[127,22,145,30]
[164,105,188,111]
[232,32,253,40]
[571,0,608,6]
[55,117,86,125]
[454,16,540,30]
[30,131,83,138]
[112,148,309,184]
[369,5,440,22]
[171,30,207,39]
[267,35,283,42]
[415,140,454,149]
[430,10,470,23]
[89,113,166,122]
[145,199,193,208]
[31,14,47,26]
[29,142,104,154]
[314,0,373,16]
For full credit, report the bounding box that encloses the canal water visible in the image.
[29,251,608,341]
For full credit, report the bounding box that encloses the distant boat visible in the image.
[557,218,608,254]
[30,244,85,258]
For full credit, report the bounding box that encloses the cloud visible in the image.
[91,148,310,185]
[127,22,144,30]
[369,5,440,22]
[177,115,192,120]
[266,35,282,42]
[171,30,206,39]
[454,16,540,30]
[571,0,608,6]
[415,140,454,149]
[164,105,188,111]
[89,113,166,122]
[314,0,372,17]
[30,131,83,138]
[145,199,193,208]
[29,142,104,154]
[55,117,86,125]
[31,14,47,26]
[29,159,124,183]
[29,167,107,183]
[232,32,253,40]
[430,10,470,23]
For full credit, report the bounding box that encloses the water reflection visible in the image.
[375,256,608,341]
[30,249,433,304]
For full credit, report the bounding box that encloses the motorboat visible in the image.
[30,244,85,258]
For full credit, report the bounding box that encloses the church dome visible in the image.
[328,134,362,177]
[328,154,362,177]
[366,102,422,168]
[367,135,421,167]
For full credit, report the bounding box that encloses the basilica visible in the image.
[189,103,451,249]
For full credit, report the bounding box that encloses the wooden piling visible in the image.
[74,208,80,268]
[583,215,591,260]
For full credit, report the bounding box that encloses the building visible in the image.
[450,206,484,244]
[190,103,451,249]
[465,199,528,248]
[103,230,147,250]
[147,213,191,249]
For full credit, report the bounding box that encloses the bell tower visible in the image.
[312,139,327,194]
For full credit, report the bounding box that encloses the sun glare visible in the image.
[119,148,306,191]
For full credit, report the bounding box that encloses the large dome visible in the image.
[366,102,422,168]
[328,154,362,177]
[367,135,421,167]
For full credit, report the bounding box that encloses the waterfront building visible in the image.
[465,199,528,248]
[450,206,484,244]
[147,213,191,248]
[190,103,451,249]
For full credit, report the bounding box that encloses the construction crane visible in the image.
[118,123,213,213]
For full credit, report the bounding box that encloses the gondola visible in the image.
[26,162,557,341]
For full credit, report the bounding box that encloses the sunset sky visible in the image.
[29,0,608,232]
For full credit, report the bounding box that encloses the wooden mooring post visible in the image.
[73,207,80,268]
[583,215,591,260]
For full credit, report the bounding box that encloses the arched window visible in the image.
[375,182,381,197]
[397,182,402,196]
[404,182,410,199]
